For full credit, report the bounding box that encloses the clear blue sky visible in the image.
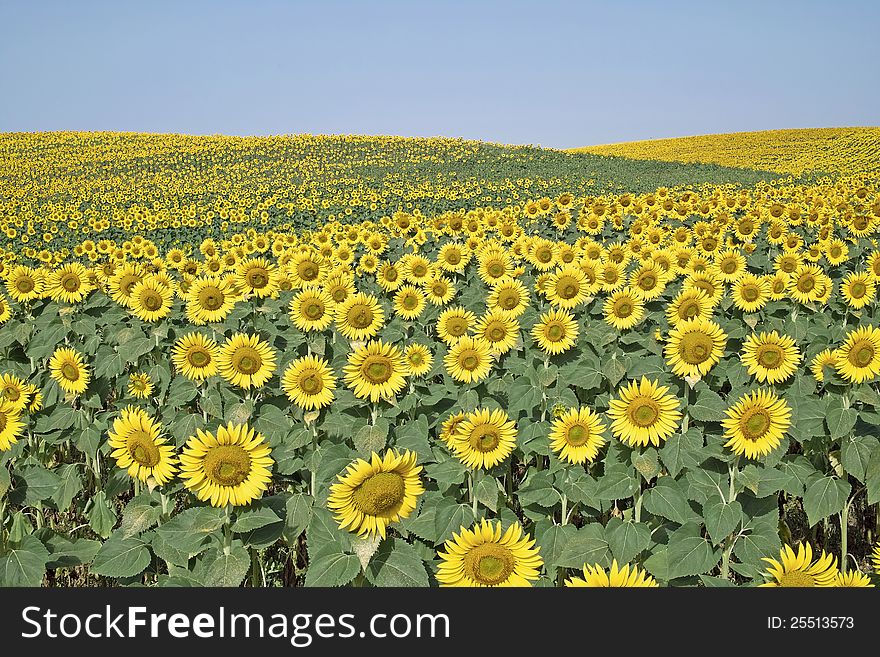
[1,0,878,148]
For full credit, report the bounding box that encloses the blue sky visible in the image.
[1,0,878,148]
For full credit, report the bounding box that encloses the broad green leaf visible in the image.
[354,421,389,455]
[666,528,720,579]
[825,398,857,439]
[120,494,162,537]
[90,535,151,578]
[284,493,314,542]
[202,544,251,587]
[642,478,693,524]
[659,429,704,477]
[702,495,743,545]
[688,386,726,422]
[44,534,101,569]
[556,523,610,569]
[367,539,430,587]
[232,506,282,533]
[802,476,851,527]
[534,520,577,572]
[841,435,878,483]
[606,519,651,564]
[87,491,118,539]
[304,552,361,587]
[0,535,49,586]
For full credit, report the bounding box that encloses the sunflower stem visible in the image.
[560,493,568,525]
[840,503,849,574]
[633,485,642,524]
[468,470,478,516]
[249,547,262,586]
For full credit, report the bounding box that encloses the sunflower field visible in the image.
[1,129,880,588]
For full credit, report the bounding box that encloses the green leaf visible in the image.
[594,470,639,501]
[702,495,743,545]
[534,520,577,572]
[232,506,282,533]
[642,478,693,524]
[354,421,389,455]
[90,535,151,578]
[166,377,198,409]
[284,494,313,542]
[688,387,726,422]
[202,544,251,587]
[255,404,294,445]
[606,519,651,564]
[666,527,720,579]
[0,535,49,586]
[51,464,83,511]
[44,535,101,569]
[119,337,155,364]
[120,495,162,538]
[659,429,704,477]
[87,491,118,539]
[556,523,610,569]
[825,398,857,439]
[867,445,880,505]
[367,539,430,587]
[434,503,476,544]
[803,477,851,527]
[304,552,361,587]
[841,435,878,483]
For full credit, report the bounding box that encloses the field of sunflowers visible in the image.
[1,128,880,588]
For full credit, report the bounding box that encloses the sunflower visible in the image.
[629,262,668,300]
[289,289,335,332]
[0,400,25,451]
[129,277,173,322]
[128,372,153,399]
[343,339,408,402]
[607,377,682,447]
[280,354,336,410]
[449,407,517,470]
[532,308,578,355]
[760,542,837,587]
[328,449,424,538]
[546,265,591,308]
[549,407,606,464]
[171,332,220,381]
[473,310,519,355]
[731,273,770,313]
[565,560,658,587]
[49,263,93,304]
[107,406,177,485]
[179,422,274,507]
[841,271,876,309]
[741,331,801,384]
[5,265,44,302]
[217,333,277,389]
[835,570,874,587]
[603,288,645,331]
[665,288,713,327]
[438,243,469,273]
[186,276,236,324]
[437,307,475,344]
[444,336,494,383]
[834,325,880,383]
[439,412,467,446]
[767,271,790,300]
[683,271,724,305]
[376,261,404,292]
[322,272,355,305]
[810,348,837,382]
[237,256,279,298]
[714,250,746,282]
[48,347,90,395]
[335,292,385,340]
[289,252,325,287]
[404,343,433,376]
[722,389,791,459]
[436,519,543,587]
[788,264,825,304]
[873,542,880,574]
[487,278,529,317]
[0,373,28,411]
[664,318,727,379]
[393,285,426,321]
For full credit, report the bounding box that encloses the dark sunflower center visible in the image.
[615,300,633,318]
[385,268,398,282]
[412,264,428,278]
[447,318,468,336]
[199,287,225,310]
[431,283,446,297]
[680,300,700,319]
[757,345,783,369]
[797,276,815,292]
[546,323,565,342]
[142,291,163,311]
[558,277,579,299]
[187,348,211,368]
[127,429,161,467]
[679,331,714,364]
[463,543,515,586]
[61,363,80,381]
[469,425,500,452]
[402,294,419,310]
[849,341,875,368]
[486,323,506,342]
[446,251,461,265]
[204,445,251,487]
[331,287,348,303]
[640,274,656,289]
[566,424,590,446]
[363,356,393,383]
[487,262,505,278]
[3,386,20,402]
[721,259,737,274]
[233,347,262,375]
[851,282,867,298]
[536,249,552,263]
[347,304,375,328]
[304,301,324,320]
[742,285,759,302]
[740,408,771,440]
[61,274,81,292]
[120,276,139,294]
[460,352,480,371]
[629,398,660,427]
[298,261,319,281]
[247,269,268,288]
[352,471,405,515]
[299,371,323,394]
[15,277,34,293]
